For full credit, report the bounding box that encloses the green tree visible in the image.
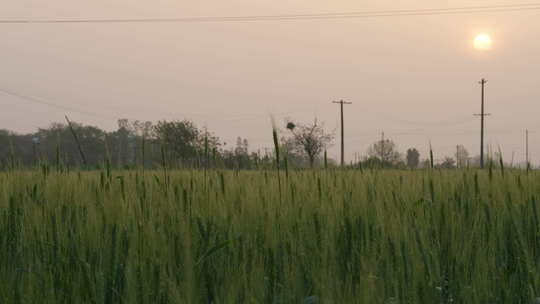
[406,148,420,169]
[35,122,106,167]
[153,120,221,167]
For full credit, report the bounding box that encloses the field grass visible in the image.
[1,167,540,303]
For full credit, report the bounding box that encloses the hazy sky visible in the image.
[1,1,539,163]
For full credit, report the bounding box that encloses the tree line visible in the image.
[0,117,500,170]
[0,118,335,170]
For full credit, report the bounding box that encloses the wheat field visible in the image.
[1,167,539,303]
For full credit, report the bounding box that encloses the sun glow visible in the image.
[474,34,493,51]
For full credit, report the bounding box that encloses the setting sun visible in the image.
[474,33,493,50]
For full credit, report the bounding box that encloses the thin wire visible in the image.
[0,87,113,119]
[0,86,315,124]
[374,114,477,127]
[1,4,540,24]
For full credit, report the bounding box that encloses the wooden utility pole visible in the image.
[456,145,459,169]
[475,79,490,168]
[526,129,529,169]
[380,131,385,162]
[333,100,352,167]
[511,151,515,169]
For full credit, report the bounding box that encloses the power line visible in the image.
[374,114,477,127]
[0,87,112,119]
[0,86,316,124]
[1,3,540,24]
[219,110,312,122]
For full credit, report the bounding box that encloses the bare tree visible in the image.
[437,157,456,169]
[367,138,402,165]
[286,119,334,168]
[455,145,469,168]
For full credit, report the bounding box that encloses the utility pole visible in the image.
[333,100,352,167]
[511,151,515,169]
[456,145,459,169]
[526,129,529,169]
[474,79,490,168]
[380,131,385,162]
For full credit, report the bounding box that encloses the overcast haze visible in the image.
[1,1,539,163]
